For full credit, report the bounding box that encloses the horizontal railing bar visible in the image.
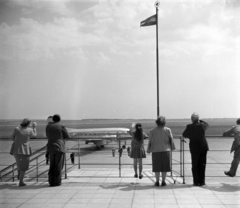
[0,136,233,141]
[61,163,180,166]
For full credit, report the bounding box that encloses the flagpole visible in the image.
[155,1,160,117]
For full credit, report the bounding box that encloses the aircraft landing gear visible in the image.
[95,146,101,150]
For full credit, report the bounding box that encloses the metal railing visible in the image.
[0,143,78,182]
[0,137,186,183]
[179,135,239,180]
[0,145,47,182]
[63,136,186,183]
[2,136,234,184]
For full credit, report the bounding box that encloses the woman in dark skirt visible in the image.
[147,116,175,186]
[130,123,148,179]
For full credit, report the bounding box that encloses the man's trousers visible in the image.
[191,151,207,185]
[48,152,64,186]
[229,146,240,176]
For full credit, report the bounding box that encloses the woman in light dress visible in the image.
[10,118,37,186]
[147,116,175,186]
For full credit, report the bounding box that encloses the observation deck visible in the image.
[0,135,240,208]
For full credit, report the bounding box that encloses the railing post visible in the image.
[170,145,173,177]
[36,157,38,182]
[78,138,80,169]
[182,137,185,184]
[118,134,121,177]
[180,137,182,177]
[65,153,67,179]
[12,164,14,182]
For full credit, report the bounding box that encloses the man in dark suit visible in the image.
[46,114,70,186]
[182,113,209,186]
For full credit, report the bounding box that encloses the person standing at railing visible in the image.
[46,114,70,187]
[9,118,37,187]
[129,123,148,179]
[147,117,175,187]
[182,113,209,186]
[45,116,53,165]
[223,118,240,177]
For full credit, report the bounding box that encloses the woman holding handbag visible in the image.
[147,116,175,186]
[129,123,148,179]
[10,118,37,186]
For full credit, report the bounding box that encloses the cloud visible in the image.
[0,17,105,60]
[1,0,239,62]
[8,0,73,15]
[98,52,110,65]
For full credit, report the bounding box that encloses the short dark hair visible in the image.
[53,114,61,122]
[237,118,240,125]
[156,116,166,126]
[20,118,31,127]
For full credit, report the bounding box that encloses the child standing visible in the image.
[129,123,148,179]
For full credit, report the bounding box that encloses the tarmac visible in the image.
[0,167,240,208]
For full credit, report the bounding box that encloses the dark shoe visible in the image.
[193,183,199,186]
[155,181,160,187]
[161,181,166,186]
[134,174,138,178]
[139,174,143,179]
[50,184,61,187]
[224,171,234,177]
[19,182,26,187]
[49,183,61,187]
[199,183,206,186]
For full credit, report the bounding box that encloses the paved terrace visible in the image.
[0,168,240,208]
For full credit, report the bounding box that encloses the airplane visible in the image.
[66,127,133,150]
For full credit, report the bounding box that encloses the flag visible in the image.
[140,14,157,27]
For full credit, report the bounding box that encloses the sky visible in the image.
[0,0,239,120]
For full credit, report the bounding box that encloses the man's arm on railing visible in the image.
[182,125,190,139]
[180,136,187,143]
